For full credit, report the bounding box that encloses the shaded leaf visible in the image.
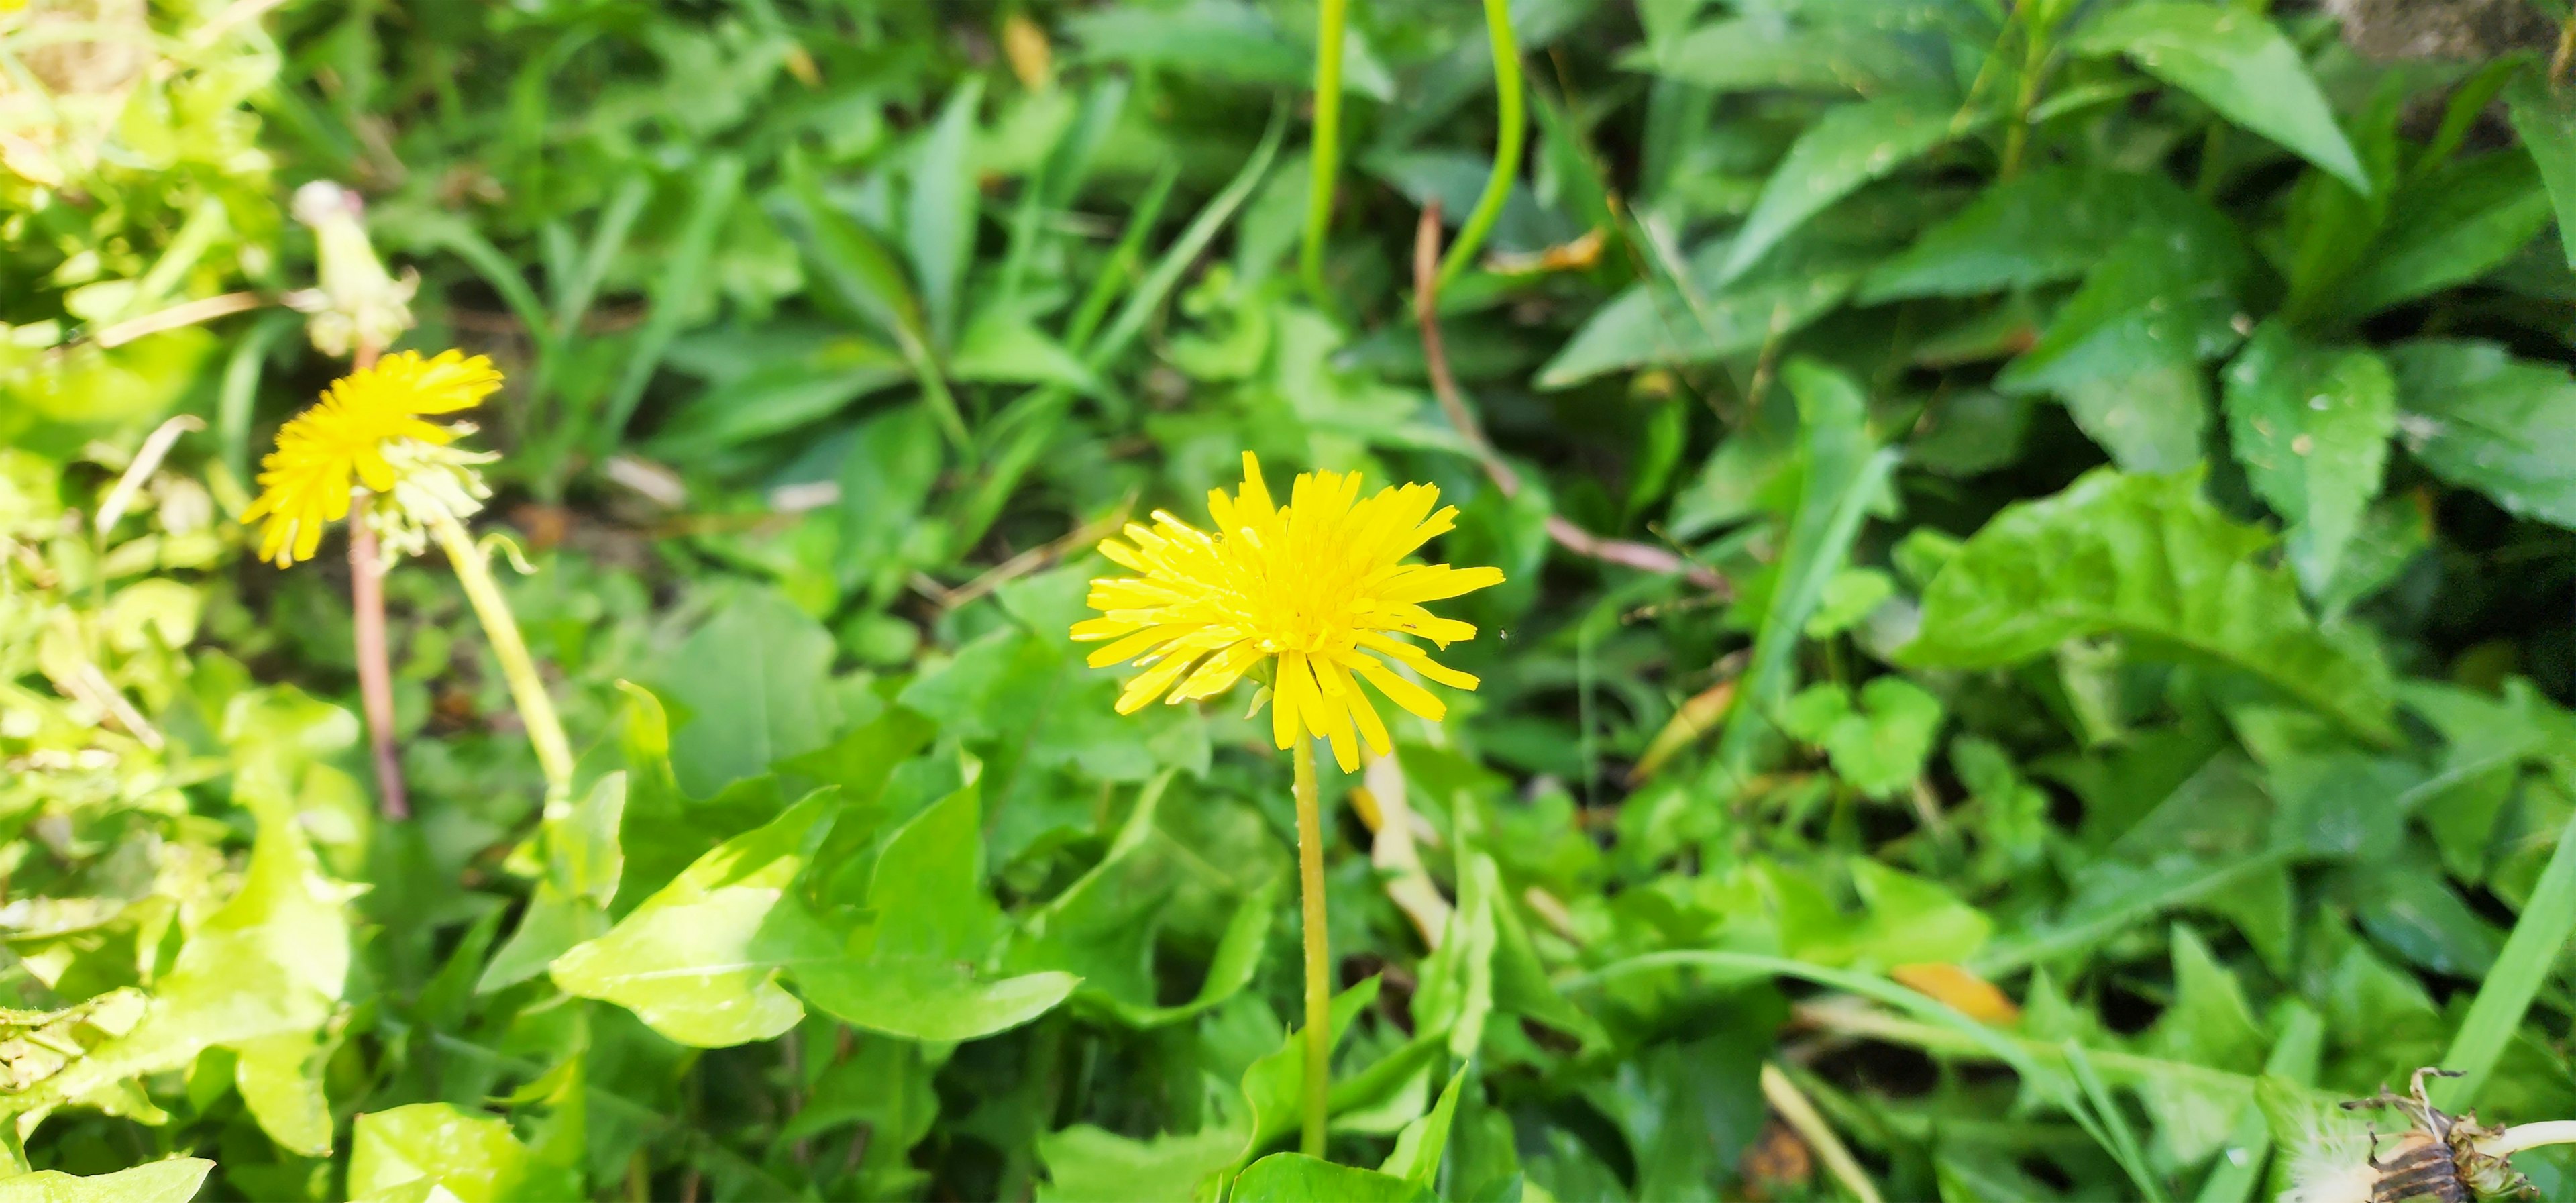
[2065,2,2366,192]
[2386,339,2576,529]
[2220,325,2395,590]
[1902,469,2394,739]
[1717,92,1976,286]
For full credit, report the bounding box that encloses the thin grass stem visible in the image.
[1436,0,1522,290]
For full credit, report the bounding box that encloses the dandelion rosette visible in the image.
[240,350,502,566]
[1074,452,1504,771]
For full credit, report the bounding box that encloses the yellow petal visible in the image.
[1115,651,1203,713]
[1344,651,1446,722]
[1324,657,1391,758]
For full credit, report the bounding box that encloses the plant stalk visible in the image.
[1999,6,2052,180]
[1300,0,1350,309]
[428,507,574,799]
[350,515,407,819]
[1293,736,1331,1158]
[344,341,409,820]
[1436,0,1523,290]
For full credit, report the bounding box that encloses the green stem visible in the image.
[2434,780,2576,1112]
[428,507,574,799]
[1436,0,1523,290]
[1300,0,1350,309]
[1293,737,1331,1159]
[1998,7,2051,179]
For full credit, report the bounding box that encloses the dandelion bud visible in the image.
[283,180,418,358]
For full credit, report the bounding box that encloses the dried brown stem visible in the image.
[347,340,408,820]
[1411,204,1727,595]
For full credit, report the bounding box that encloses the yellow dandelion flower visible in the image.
[1074,452,1505,772]
[240,350,502,566]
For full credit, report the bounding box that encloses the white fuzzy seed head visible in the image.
[2280,1125,2381,1203]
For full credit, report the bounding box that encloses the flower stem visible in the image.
[2481,1120,2576,1159]
[1435,0,1523,291]
[1299,0,1349,310]
[344,340,409,820]
[1293,736,1331,1159]
[349,515,408,819]
[427,507,574,799]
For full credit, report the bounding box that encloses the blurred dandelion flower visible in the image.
[241,350,502,566]
[1074,451,1503,770]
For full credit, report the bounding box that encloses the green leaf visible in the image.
[1634,16,1945,95]
[1536,244,1860,389]
[793,782,1078,1041]
[481,772,631,992]
[13,737,354,1114]
[645,348,907,450]
[1998,211,2245,397]
[2065,2,2367,193]
[1780,676,1945,798]
[2337,151,2551,319]
[2505,70,2576,270]
[1717,92,1975,286]
[655,590,845,797]
[2220,325,2396,590]
[1902,469,2394,741]
[1715,359,1900,778]
[1231,1154,1436,1203]
[1378,1068,1469,1186]
[2385,339,2576,529]
[232,1029,330,1157]
[1037,1122,1246,1203]
[1862,166,2207,301]
[0,1161,213,1203]
[2140,926,2264,1167]
[1011,775,1277,1027]
[348,1103,570,1203]
[2060,361,2210,474]
[549,790,839,1048]
[908,78,983,348]
[599,154,743,450]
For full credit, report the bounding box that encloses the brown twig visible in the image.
[347,340,408,820]
[1411,203,1727,595]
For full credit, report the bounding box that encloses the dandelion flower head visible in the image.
[241,350,501,566]
[1074,452,1504,771]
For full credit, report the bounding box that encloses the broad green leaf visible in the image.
[774,1037,949,1198]
[1998,212,2245,396]
[13,741,354,1114]
[2505,70,2576,270]
[908,79,983,348]
[1536,243,1859,389]
[1037,1122,1246,1203]
[549,790,839,1048]
[1010,774,1278,1027]
[0,1161,211,1203]
[655,590,845,797]
[232,1029,329,1157]
[480,772,630,992]
[833,404,947,596]
[645,348,906,450]
[2060,361,2210,474]
[2220,326,2395,591]
[1631,16,1946,95]
[792,783,1077,1041]
[1862,166,2206,301]
[1902,469,2394,740]
[1231,1154,1436,1203]
[1716,91,1975,286]
[2065,3,2366,192]
[2336,151,2551,319]
[348,1103,569,1203]
[1067,1,1390,97]
[2385,339,2576,529]
[1780,676,1945,798]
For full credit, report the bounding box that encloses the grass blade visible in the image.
[596,154,743,455]
[2434,764,2576,1111]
